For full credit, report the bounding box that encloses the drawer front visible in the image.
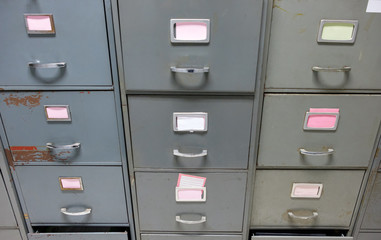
[251,170,364,227]
[252,236,352,240]
[266,0,381,90]
[361,173,381,229]
[129,96,253,169]
[136,172,247,232]
[0,230,22,240]
[0,92,121,165]
[29,232,128,240]
[0,171,17,227]
[258,94,381,167]
[15,166,128,224]
[119,0,263,92]
[357,233,381,240]
[142,234,242,240]
[0,0,111,87]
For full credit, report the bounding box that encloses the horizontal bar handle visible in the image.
[46,143,81,150]
[288,210,318,220]
[173,149,207,158]
[176,215,206,224]
[170,66,209,73]
[312,66,351,72]
[28,62,67,68]
[60,208,91,216]
[299,148,334,156]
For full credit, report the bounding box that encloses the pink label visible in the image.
[293,185,320,197]
[178,189,203,200]
[60,178,82,189]
[177,173,206,201]
[46,107,69,119]
[26,15,52,31]
[175,22,207,41]
[307,108,339,129]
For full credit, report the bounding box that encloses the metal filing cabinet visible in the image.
[117,1,267,240]
[0,0,133,240]
[251,0,381,239]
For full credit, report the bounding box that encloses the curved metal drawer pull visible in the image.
[46,143,81,150]
[60,208,91,216]
[288,211,318,220]
[176,215,206,224]
[28,62,67,68]
[299,148,334,156]
[170,66,209,73]
[312,66,351,72]
[173,149,207,158]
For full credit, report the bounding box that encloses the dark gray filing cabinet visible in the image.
[117,1,267,240]
[0,0,133,239]
[251,0,381,239]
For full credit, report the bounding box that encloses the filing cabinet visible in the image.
[0,0,133,240]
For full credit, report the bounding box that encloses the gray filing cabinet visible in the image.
[0,0,133,239]
[251,0,381,240]
[116,0,267,240]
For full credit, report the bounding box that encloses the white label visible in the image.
[177,116,205,131]
[367,0,381,13]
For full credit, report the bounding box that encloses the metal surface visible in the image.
[173,149,208,158]
[28,62,66,69]
[252,236,352,240]
[119,0,263,92]
[361,173,381,229]
[0,0,112,87]
[0,171,17,227]
[0,230,23,240]
[15,166,128,224]
[175,215,207,224]
[258,94,381,167]
[170,67,210,73]
[311,66,351,72]
[128,96,253,169]
[299,148,334,156]
[135,172,247,232]
[288,210,319,220]
[141,234,242,240]
[251,170,364,227]
[29,232,128,240]
[60,208,92,216]
[356,232,381,240]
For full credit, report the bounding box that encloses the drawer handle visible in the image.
[173,149,207,158]
[176,215,206,224]
[170,66,209,73]
[312,66,351,72]
[28,62,67,68]
[46,143,81,150]
[288,210,318,220]
[60,208,91,216]
[299,148,334,156]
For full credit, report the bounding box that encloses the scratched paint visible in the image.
[11,146,75,162]
[3,93,43,108]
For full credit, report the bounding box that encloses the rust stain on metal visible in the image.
[11,149,55,162]
[273,4,288,13]
[3,93,43,108]
[4,149,15,170]
[375,148,380,158]
[24,213,29,219]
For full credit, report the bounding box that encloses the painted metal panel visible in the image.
[252,236,352,240]
[251,170,364,227]
[357,232,381,240]
[265,0,381,90]
[361,173,381,229]
[0,171,17,227]
[258,94,381,167]
[0,230,22,240]
[128,96,253,169]
[0,92,121,165]
[142,234,242,240]
[15,166,128,224]
[0,0,112,87]
[29,232,128,240]
[119,0,263,92]
[135,172,247,231]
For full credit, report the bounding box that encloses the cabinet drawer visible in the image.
[29,232,128,240]
[136,172,247,232]
[0,92,121,165]
[0,230,22,240]
[251,170,364,227]
[361,173,381,229]
[357,232,381,240]
[258,94,381,167]
[0,0,112,87]
[266,0,381,90]
[119,0,263,92]
[142,234,242,240]
[15,166,128,224]
[252,236,352,240]
[129,96,253,169]
[0,171,17,227]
